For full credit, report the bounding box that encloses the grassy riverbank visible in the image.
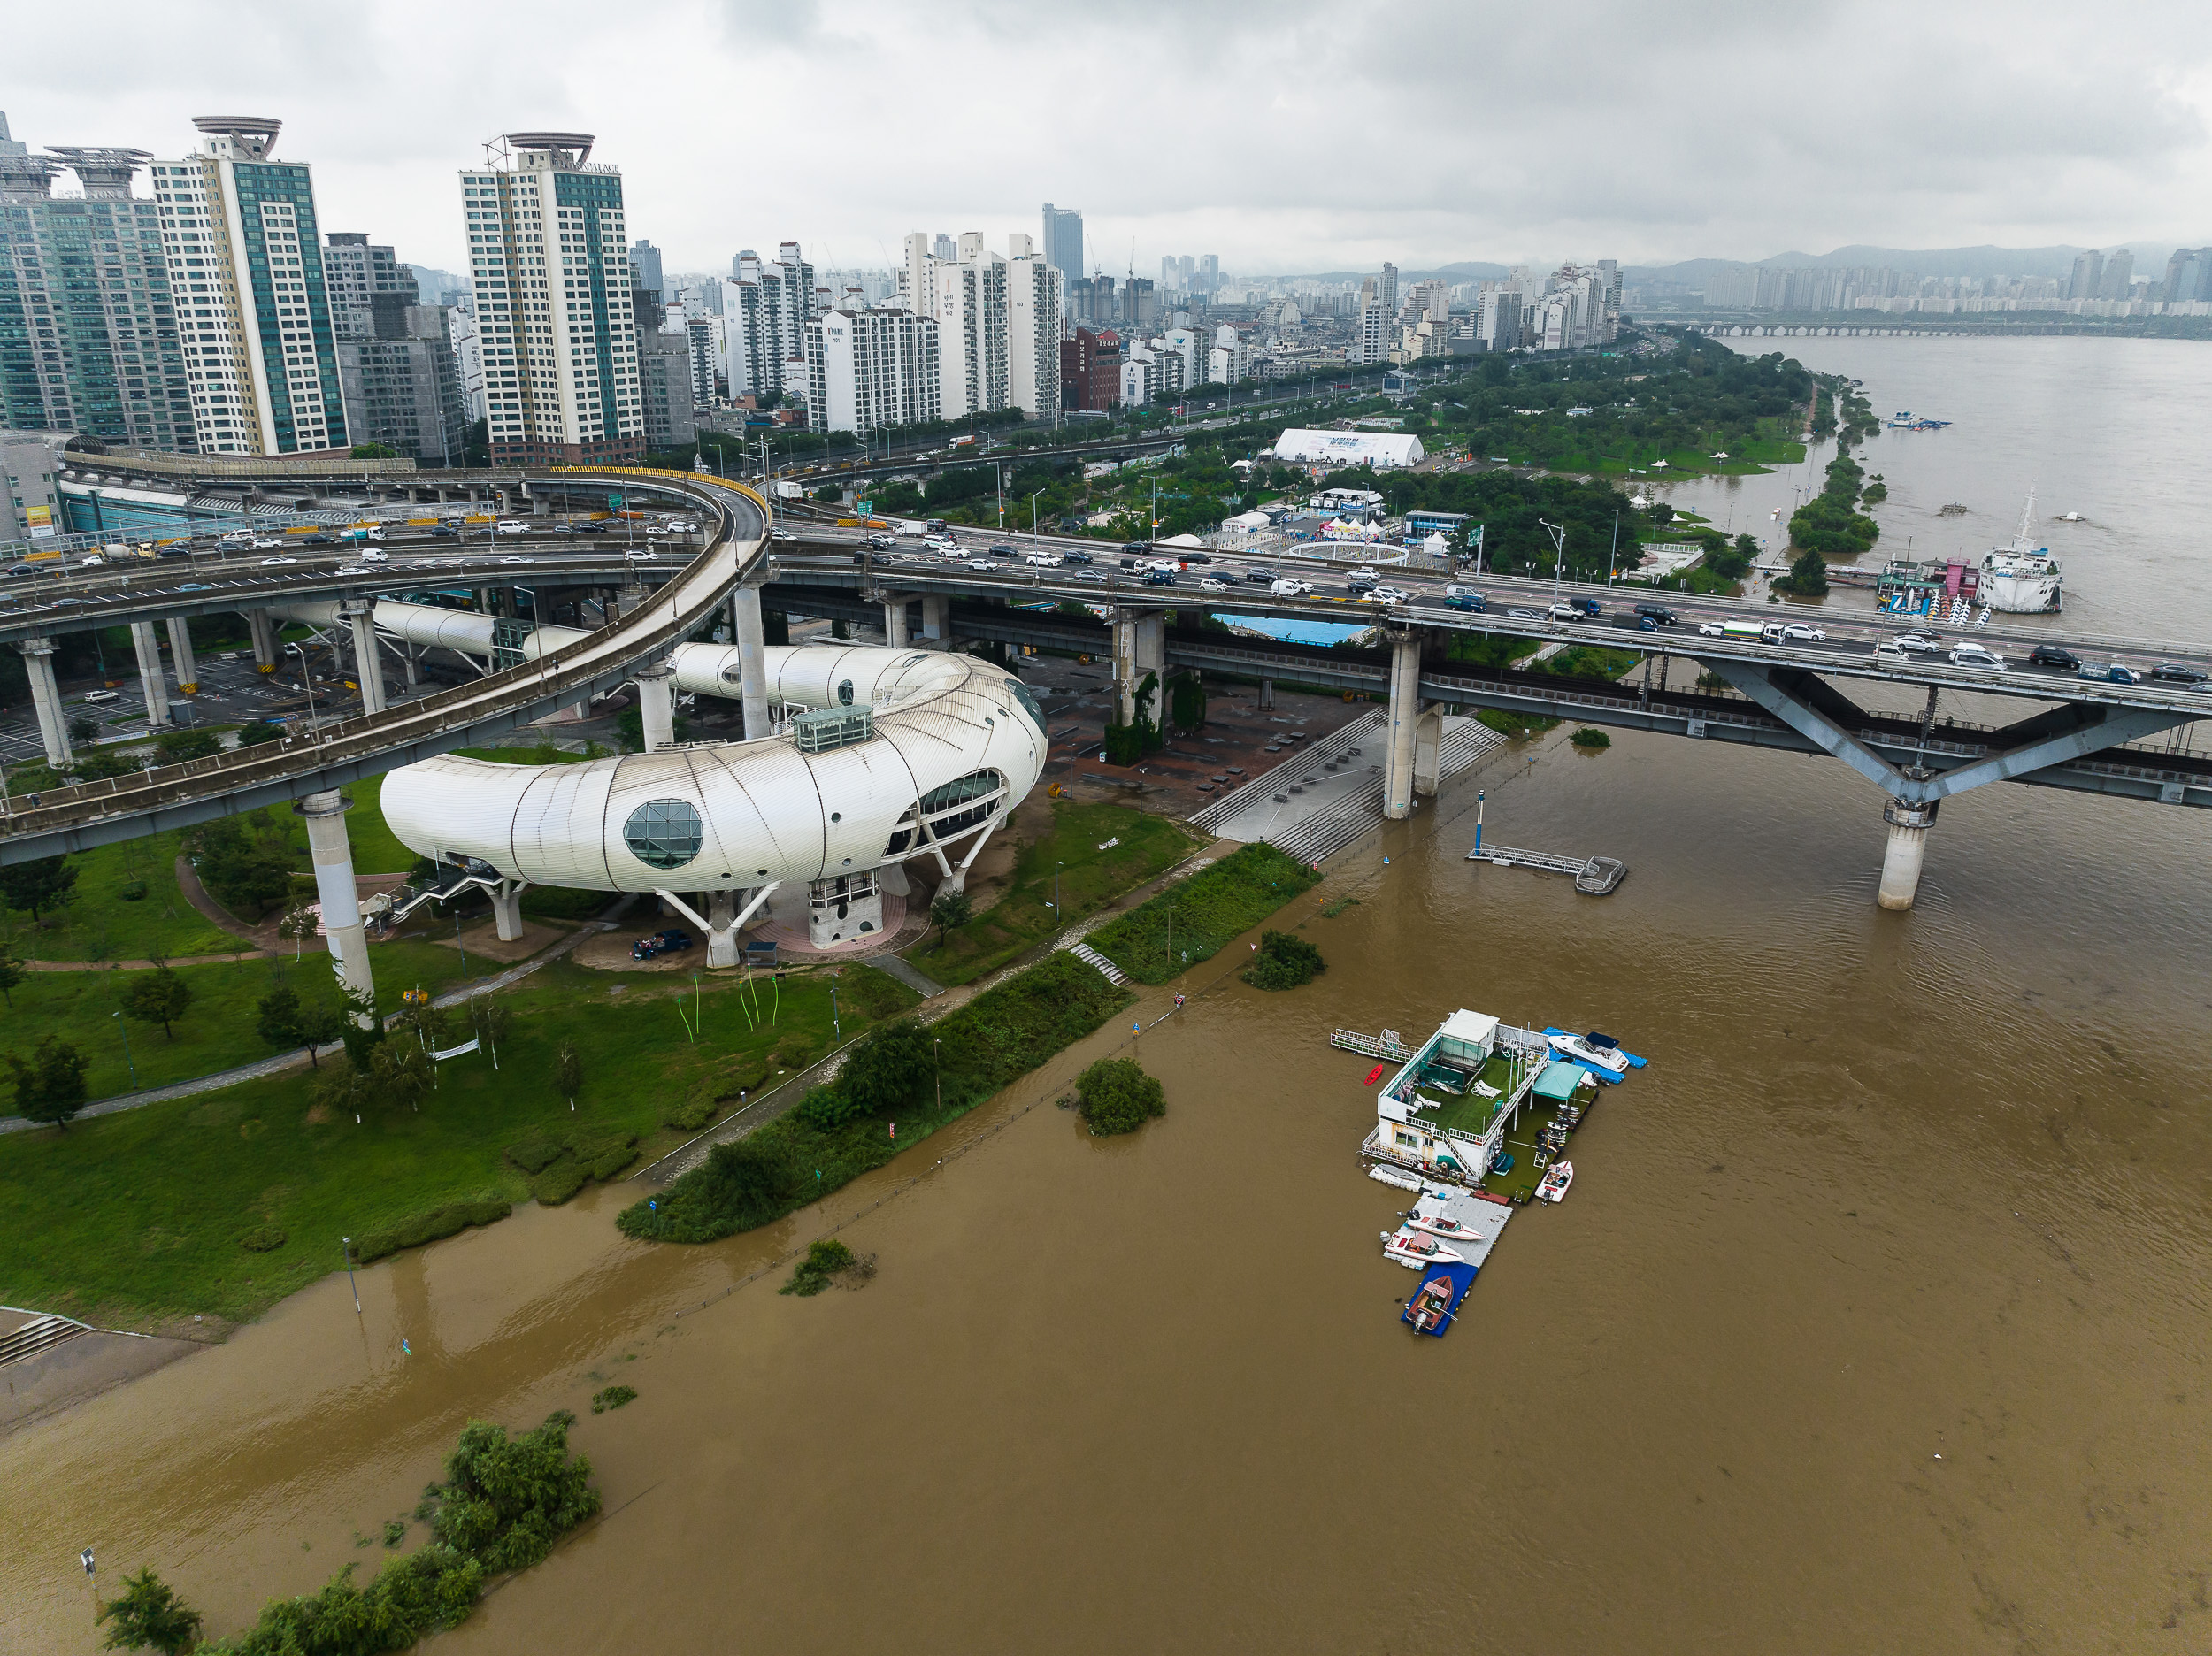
[619,952,1131,1245]
[0,961,916,1327]
[1087,843,1322,985]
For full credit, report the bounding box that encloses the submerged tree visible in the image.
[96,1568,203,1654]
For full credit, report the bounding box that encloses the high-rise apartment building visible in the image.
[1007,236,1063,418]
[322,233,411,338]
[630,237,665,299]
[151,117,347,456]
[2067,249,2104,302]
[1041,203,1082,312]
[637,330,695,448]
[2097,249,2133,302]
[0,115,195,450]
[335,292,466,463]
[460,131,640,464]
[803,308,939,434]
[2163,248,2208,306]
[1476,287,1523,351]
[722,244,813,401]
[685,313,722,406]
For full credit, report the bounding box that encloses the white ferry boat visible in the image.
[1979,493,2062,613]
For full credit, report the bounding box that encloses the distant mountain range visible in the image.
[1630,244,2189,284]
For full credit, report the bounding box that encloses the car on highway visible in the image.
[2028,644,2081,671]
[499,555,536,565]
[1347,576,1378,594]
[6,562,37,578]
[495,519,529,534]
[1369,585,1410,604]
[571,519,603,534]
[967,557,1000,572]
[1145,567,1178,586]
[1444,584,1482,599]
[2079,662,2140,684]
[645,523,672,536]
[1509,608,1548,621]
[1348,566,1379,581]
[429,525,458,539]
[178,583,213,592]
[83,689,121,704]
[1634,604,1678,626]
[1198,577,1231,592]
[350,548,388,563]
[251,537,285,549]
[2148,662,2208,685]
[336,564,375,575]
[1243,568,1274,584]
[922,534,957,553]
[1270,578,1313,597]
[867,535,896,551]
[1948,643,2008,671]
[625,548,657,561]
[1765,622,1827,642]
[1548,602,1581,621]
[1888,632,1942,654]
[1024,551,1062,567]
[1063,548,1094,564]
[1442,594,1485,613]
[301,533,336,548]
[259,556,297,566]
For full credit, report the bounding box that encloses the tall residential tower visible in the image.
[461,132,640,465]
[151,117,347,455]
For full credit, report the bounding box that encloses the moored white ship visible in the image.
[1979,492,2063,613]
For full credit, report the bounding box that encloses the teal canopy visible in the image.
[1533,1061,1587,1102]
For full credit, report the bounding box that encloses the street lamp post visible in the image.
[1539,518,1568,607]
[110,1009,136,1090]
[342,1235,360,1313]
[286,641,318,727]
[1030,487,1047,544]
[933,1037,941,1114]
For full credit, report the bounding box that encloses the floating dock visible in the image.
[1466,844,1627,895]
[1332,1027,1418,1062]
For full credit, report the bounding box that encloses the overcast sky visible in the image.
[11,0,2212,280]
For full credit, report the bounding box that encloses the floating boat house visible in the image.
[1361,1009,1551,1186]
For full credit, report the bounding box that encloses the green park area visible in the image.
[1087,842,1322,985]
[907,799,1197,986]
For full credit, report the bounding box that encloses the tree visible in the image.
[1076,1056,1165,1136]
[257,985,303,1051]
[0,854,78,923]
[929,888,972,947]
[4,1034,89,1128]
[153,728,222,764]
[233,718,285,748]
[296,996,347,1067]
[120,965,194,1039]
[370,1039,434,1114]
[276,904,319,961]
[553,1042,581,1102]
[0,947,22,1006]
[1241,929,1326,992]
[431,1410,603,1574]
[96,1567,203,1655]
[67,715,100,745]
[1781,548,1831,596]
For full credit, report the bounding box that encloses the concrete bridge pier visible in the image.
[636,657,676,750]
[341,599,385,715]
[1112,608,1165,724]
[1413,704,1444,798]
[129,621,172,727]
[246,608,277,671]
[1878,797,1939,910]
[733,580,771,739]
[882,593,911,647]
[165,617,199,694]
[296,790,376,1025]
[1383,628,1423,819]
[20,637,71,767]
[1259,677,1274,709]
[920,592,949,648]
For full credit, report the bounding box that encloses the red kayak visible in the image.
[1364,1063,1386,1085]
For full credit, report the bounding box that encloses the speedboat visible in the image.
[1548,1031,1628,1076]
[1403,1272,1458,1334]
[1382,1230,1466,1269]
[1405,1209,1482,1242]
[1538,1161,1575,1203]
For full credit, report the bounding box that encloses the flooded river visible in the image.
[5,339,2211,1654]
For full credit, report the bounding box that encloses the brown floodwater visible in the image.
[6,713,2211,1655]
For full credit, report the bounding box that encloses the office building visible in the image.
[1120,346,1157,407]
[803,307,940,435]
[1,428,67,540]
[1476,286,1522,351]
[2097,249,2133,302]
[1198,254,1218,293]
[322,232,411,338]
[2164,248,2208,306]
[631,237,665,299]
[1379,262,1398,319]
[2067,249,2104,302]
[447,291,486,420]
[460,130,640,464]
[1351,280,1389,366]
[335,291,466,462]
[0,115,195,451]
[1059,325,1120,410]
[637,330,695,448]
[1041,203,1083,310]
[151,116,347,456]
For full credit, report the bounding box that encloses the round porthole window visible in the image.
[837,678,855,706]
[622,798,703,869]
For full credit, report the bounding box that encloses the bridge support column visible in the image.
[1112,608,1165,725]
[296,790,376,1026]
[129,621,172,727]
[341,599,385,715]
[919,593,949,647]
[20,637,71,768]
[1413,704,1444,798]
[165,617,199,694]
[882,594,910,647]
[1383,630,1423,819]
[733,581,771,739]
[246,608,277,670]
[488,878,527,943]
[636,657,676,751]
[1258,677,1274,709]
[1878,797,1938,911]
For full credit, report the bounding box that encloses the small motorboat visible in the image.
[1368,1163,1426,1193]
[2055,511,2084,522]
[1382,1230,1465,1269]
[1405,1274,1455,1332]
[1548,1031,1628,1076]
[1405,1210,1482,1242]
[1538,1161,1575,1203]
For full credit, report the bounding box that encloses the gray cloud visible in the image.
[5,0,2208,279]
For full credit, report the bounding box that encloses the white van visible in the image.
[1271,578,1314,597]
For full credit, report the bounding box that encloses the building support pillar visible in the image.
[1878,797,1939,911]
[488,878,528,942]
[296,789,376,1025]
[1383,629,1423,820]
[1258,676,1274,709]
[919,592,949,648]
[882,594,910,648]
[341,599,385,715]
[637,657,676,751]
[733,580,771,739]
[1112,608,1165,726]
[656,884,780,969]
[129,621,172,728]
[1413,704,1444,798]
[165,617,199,694]
[20,637,71,768]
[246,608,277,671]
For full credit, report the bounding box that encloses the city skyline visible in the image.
[7,0,2211,281]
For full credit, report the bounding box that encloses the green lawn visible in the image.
[1,830,242,962]
[344,773,428,876]
[1087,842,1322,985]
[905,800,1197,986]
[3,940,488,1105]
[0,958,918,1326]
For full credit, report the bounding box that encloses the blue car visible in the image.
[631,927,696,961]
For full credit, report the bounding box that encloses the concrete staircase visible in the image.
[1067,943,1129,987]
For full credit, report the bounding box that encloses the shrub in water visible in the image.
[590,1384,637,1414]
[531,1161,590,1207]
[354,1199,511,1264]
[1570,726,1611,749]
[780,1238,857,1296]
[1240,929,1325,992]
[1077,1056,1165,1136]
